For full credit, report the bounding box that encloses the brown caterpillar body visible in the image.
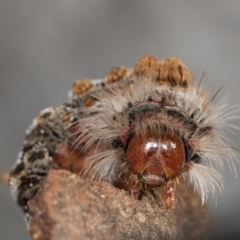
[3,56,239,213]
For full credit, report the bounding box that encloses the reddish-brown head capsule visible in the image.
[126,131,185,186]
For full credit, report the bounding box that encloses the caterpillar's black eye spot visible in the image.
[111,138,123,149]
[183,139,201,163]
[191,154,201,163]
[182,139,193,162]
[111,139,117,148]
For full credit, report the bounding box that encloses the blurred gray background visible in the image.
[1,1,240,239]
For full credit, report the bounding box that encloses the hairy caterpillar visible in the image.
[1,56,239,213]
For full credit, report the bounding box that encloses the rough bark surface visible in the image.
[28,169,215,240]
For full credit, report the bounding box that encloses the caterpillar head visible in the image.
[69,57,239,209]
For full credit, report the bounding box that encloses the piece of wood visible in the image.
[28,169,215,240]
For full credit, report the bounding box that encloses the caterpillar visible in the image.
[1,56,239,213]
